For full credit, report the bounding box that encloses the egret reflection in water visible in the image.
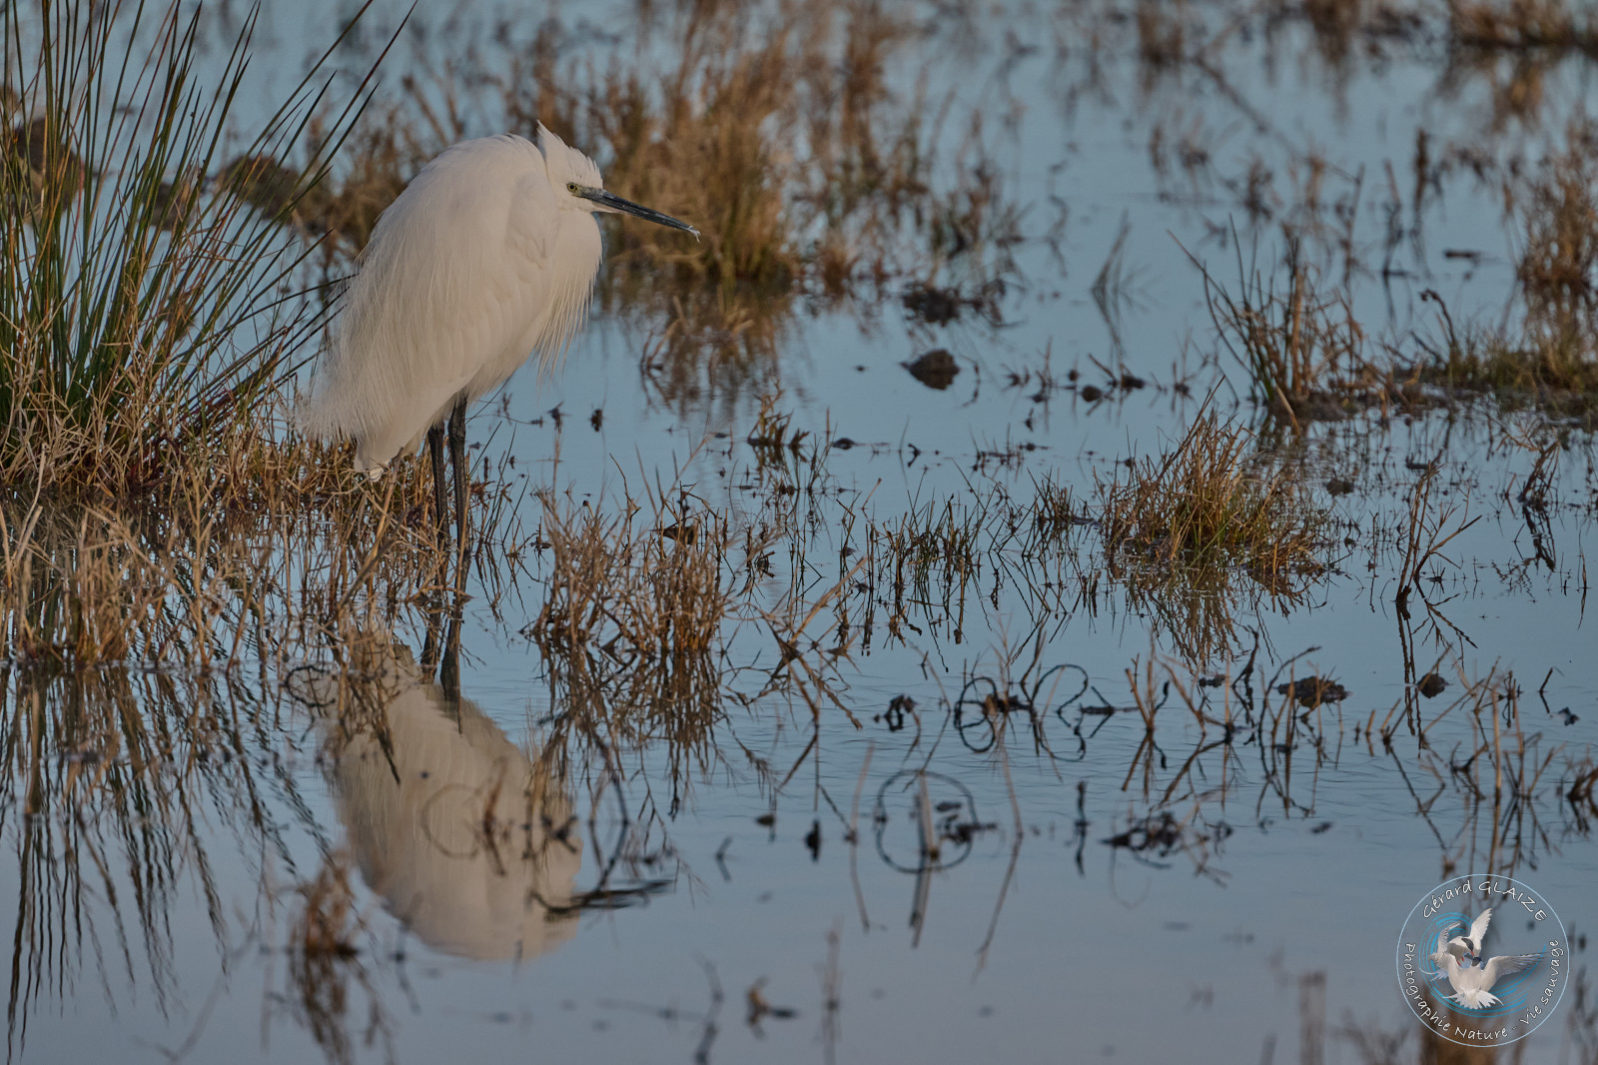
[308,633,583,962]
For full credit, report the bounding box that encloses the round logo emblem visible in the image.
[1395,874,1569,1046]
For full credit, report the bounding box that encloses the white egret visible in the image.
[301,124,698,548]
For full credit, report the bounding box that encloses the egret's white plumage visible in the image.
[300,124,696,546]
[1428,911,1541,1009]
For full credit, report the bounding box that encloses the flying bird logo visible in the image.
[1428,907,1543,1010]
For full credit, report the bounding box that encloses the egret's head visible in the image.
[535,122,699,239]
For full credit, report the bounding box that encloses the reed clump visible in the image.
[0,3,374,500]
[1099,412,1327,585]
[1422,326,1598,418]
[1516,122,1598,313]
[1196,241,1382,424]
[0,436,478,676]
[530,494,730,663]
[880,499,981,611]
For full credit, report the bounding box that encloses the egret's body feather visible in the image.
[302,129,605,475]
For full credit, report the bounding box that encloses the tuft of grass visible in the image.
[1415,123,1598,415]
[1420,323,1598,415]
[530,495,730,664]
[881,498,981,617]
[1098,411,1327,585]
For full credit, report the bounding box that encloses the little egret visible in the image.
[301,124,698,549]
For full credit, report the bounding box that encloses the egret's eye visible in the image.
[567,182,579,194]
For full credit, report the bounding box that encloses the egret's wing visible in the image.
[452,135,597,401]
[495,158,597,377]
[1482,953,1541,987]
[1468,908,1494,948]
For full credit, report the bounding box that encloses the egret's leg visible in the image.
[426,424,448,547]
[448,396,469,560]
[420,600,442,676]
[439,610,462,707]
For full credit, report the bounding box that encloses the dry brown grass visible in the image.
[0,431,489,675]
[1421,324,1598,417]
[530,492,730,666]
[1099,411,1328,584]
[1415,120,1598,413]
[1448,0,1598,53]
[1516,120,1598,311]
[527,482,734,761]
[878,499,980,622]
[1090,425,1328,665]
[1193,239,1383,424]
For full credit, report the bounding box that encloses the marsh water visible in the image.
[5,2,1598,1063]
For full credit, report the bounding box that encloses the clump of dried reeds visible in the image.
[1417,121,1598,411]
[531,492,729,663]
[1516,121,1598,313]
[880,499,980,611]
[1194,239,1378,424]
[1098,411,1327,584]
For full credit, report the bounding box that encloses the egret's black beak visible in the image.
[573,185,699,239]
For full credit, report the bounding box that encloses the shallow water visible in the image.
[6,3,1597,1063]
